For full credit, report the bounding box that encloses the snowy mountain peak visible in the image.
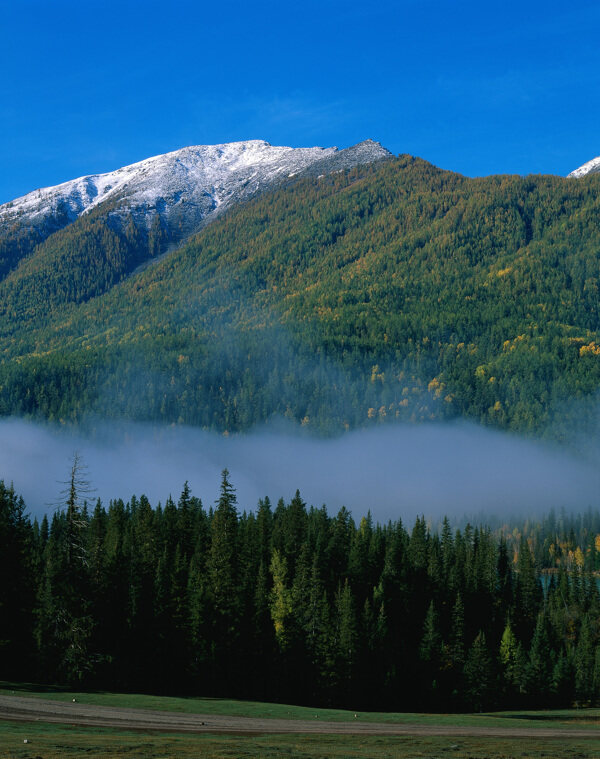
[0,138,391,276]
[568,155,600,178]
[0,140,341,228]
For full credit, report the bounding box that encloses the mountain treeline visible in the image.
[3,470,600,711]
[0,158,599,440]
[0,201,167,323]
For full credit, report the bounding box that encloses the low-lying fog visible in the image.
[0,417,598,523]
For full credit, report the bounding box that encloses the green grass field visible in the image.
[0,720,598,759]
[0,683,599,759]
[3,682,600,729]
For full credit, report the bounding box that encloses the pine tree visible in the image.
[575,615,596,704]
[186,551,208,685]
[526,611,554,703]
[44,453,96,685]
[464,631,494,712]
[499,622,519,694]
[128,493,157,689]
[552,648,574,706]
[420,600,442,665]
[514,537,542,645]
[440,516,454,586]
[449,593,466,670]
[420,600,443,706]
[205,469,241,691]
[335,579,357,702]
[207,469,239,621]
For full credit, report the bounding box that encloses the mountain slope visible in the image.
[0,139,391,281]
[568,155,600,178]
[1,156,599,440]
[0,140,391,319]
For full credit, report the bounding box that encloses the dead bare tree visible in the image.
[57,451,95,567]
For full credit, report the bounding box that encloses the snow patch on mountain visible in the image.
[568,155,600,178]
[0,140,391,244]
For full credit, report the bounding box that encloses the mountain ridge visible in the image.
[0,139,391,261]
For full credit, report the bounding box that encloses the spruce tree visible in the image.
[464,631,494,712]
[335,579,357,703]
[575,615,596,704]
[206,469,241,691]
[527,611,554,703]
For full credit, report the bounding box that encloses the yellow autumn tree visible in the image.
[269,549,293,651]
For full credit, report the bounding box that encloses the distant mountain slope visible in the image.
[0,139,391,280]
[568,155,600,178]
[0,140,391,318]
[0,156,599,440]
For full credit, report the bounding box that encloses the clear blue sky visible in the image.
[1,0,599,204]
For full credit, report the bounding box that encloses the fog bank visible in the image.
[0,418,598,522]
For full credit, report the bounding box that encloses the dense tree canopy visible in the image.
[3,472,600,711]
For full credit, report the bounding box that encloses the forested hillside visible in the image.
[2,471,600,710]
[0,157,599,438]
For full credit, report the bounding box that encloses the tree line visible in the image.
[2,467,600,711]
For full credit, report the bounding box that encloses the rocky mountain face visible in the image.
[0,139,392,270]
[568,155,600,178]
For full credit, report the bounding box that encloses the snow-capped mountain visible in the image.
[568,155,600,178]
[0,139,391,245]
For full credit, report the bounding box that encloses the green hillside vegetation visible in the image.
[0,199,76,280]
[0,201,166,323]
[0,157,599,436]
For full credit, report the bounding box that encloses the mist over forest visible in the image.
[2,416,598,522]
[2,155,600,525]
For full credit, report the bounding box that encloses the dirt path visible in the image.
[0,694,598,738]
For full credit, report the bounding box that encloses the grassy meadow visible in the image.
[0,683,599,759]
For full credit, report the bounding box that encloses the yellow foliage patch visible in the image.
[579,342,600,357]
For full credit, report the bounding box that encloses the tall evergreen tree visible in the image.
[464,631,494,712]
[205,469,241,691]
[575,615,596,704]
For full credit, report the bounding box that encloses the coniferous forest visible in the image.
[0,158,599,441]
[3,468,600,712]
[1,155,600,715]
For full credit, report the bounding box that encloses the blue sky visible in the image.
[1,0,599,204]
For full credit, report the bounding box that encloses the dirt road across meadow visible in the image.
[0,694,599,739]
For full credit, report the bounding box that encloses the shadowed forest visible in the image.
[2,468,600,712]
